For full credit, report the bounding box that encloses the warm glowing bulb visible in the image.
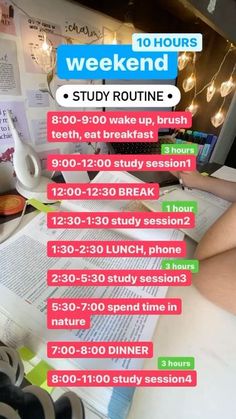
[220,76,235,97]
[31,33,55,73]
[183,73,196,92]
[41,33,52,54]
[112,32,117,44]
[206,80,216,102]
[178,52,190,71]
[211,109,225,127]
[186,101,198,116]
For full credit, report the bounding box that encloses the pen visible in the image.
[160,187,178,197]
[179,177,185,191]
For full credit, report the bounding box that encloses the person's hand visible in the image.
[170,170,205,189]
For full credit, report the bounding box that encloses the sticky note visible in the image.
[27,198,55,213]
[26,360,54,393]
[18,346,36,361]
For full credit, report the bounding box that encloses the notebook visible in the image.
[0,170,184,419]
[142,186,230,243]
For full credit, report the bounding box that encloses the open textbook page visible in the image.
[0,171,184,417]
[142,185,231,243]
[212,165,236,182]
[0,212,182,360]
[63,170,145,213]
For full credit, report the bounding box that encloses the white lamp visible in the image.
[6,111,55,203]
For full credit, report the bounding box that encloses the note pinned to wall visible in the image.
[0,101,30,147]
[64,18,103,44]
[0,1,16,35]
[20,15,61,73]
[0,39,21,95]
[31,118,47,145]
[26,90,50,107]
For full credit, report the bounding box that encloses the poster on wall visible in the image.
[63,18,103,44]
[0,101,30,147]
[20,15,61,73]
[0,39,21,95]
[31,118,47,145]
[0,1,16,35]
[26,90,50,108]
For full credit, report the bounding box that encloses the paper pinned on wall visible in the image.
[20,15,61,73]
[0,1,16,35]
[0,101,31,147]
[64,18,103,44]
[31,118,47,145]
[0,39,21,95]
[26,90,50,107]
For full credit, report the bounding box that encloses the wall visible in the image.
[0,0,133,192]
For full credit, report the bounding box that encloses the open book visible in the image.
[142,186,231,243]
[0,171,184,419]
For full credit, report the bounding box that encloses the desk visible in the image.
[1,182,235,419]
[128,253,236,418]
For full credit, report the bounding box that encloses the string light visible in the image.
[112,32,118,44]
[183,45,236,124]
[199,45,235,101]
[186,100,198,116]
[31,32,56,73]
[41,32,52,54]
[182,52,196,92]
[220,76,235,97]
[211,97,226,127]
[220,64,236,97]
[206,79,216,102]
[178,52,190,71]
[211,108,225,127]
[183,73,196,92]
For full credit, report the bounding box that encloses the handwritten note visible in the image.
[31,118,47,145]
[0,39,21,95]
[20,15,61,73]
[64,19,103,44]
[0,101,30,147]
[27,90,50,107]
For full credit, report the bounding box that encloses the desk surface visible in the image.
[1,180,235,419]
[129,276,236,419]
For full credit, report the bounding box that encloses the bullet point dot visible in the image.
[64,93,69,99]
[168,94,173,99]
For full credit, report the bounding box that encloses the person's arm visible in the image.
[172,171,236,202]
[195,202,236,260]
[192,203,236,314]
[193,247,236,315]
